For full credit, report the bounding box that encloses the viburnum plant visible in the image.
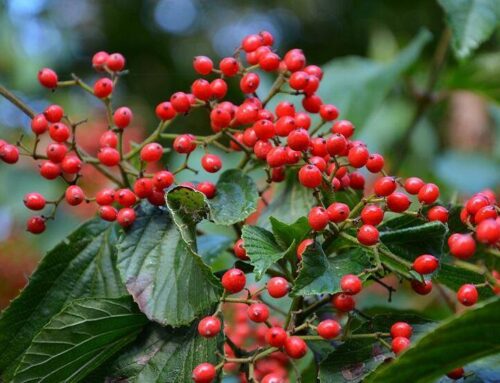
[0,31,499,383]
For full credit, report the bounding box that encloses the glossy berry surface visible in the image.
[221,268,246,293]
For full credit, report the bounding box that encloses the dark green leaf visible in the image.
[292,244,371,296]
[116,203,221,326]
[13,296,147,383]
[438,0,500,59]
[269,216,310,250]
[446,205,468,233]
[241,225,295,280]
[0,219,124,380]
[321,189,363,210]
[320,313,433,383]
[364,297,500,383]
[197,234,233,265]
[94,321,222,382]
[379,216,448,261]
[436,263,494,299]
[207,169,258,225]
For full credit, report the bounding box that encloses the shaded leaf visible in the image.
[269,216,310,250]
[436,263,494,299]
[364,297,500,383]
[13,296,147,383]
[197,234,233,265]
[0,219,124,380]
[116,203,221,327]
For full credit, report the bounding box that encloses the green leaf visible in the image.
[292,243,371,297]
[364,297,500,383]
[258,171,315,228]
[436,263,495,299]
[321,189,364,210]
[320,313,433,383]
[0,219,124,379]
[116,203,222,326]
[241,224,295,280]
[197,234,233,265]
[92,322,222,382]
[269,216,310,250]
[13,296,147,383]
[438,0,500,60]
[379,216,448,261]
[318,29,432,131]
[207,169,258,225]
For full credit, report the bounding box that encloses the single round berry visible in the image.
[40,161,61,180]
[287,128,310,151]
[99,205,118,221]
[170,92,191,113]
[61,155,82,174]
[173,134,196,154]
[140,143,163,162]
[386,192,411,213]
[413,254,439,275]
[113,107,133,128]
[197,316,221,338]
[196,182,216,199]
[191,79,212,100]
[265,326,287,347]
[332,293,355,312]
[457,284,478,306]
[38,68,58,88]
[302,94,322,113]
[267,277,289,298]
[106,53,126,71]
[427,206,449,223]
[100,131,118,148]
[49,123,71,143]
[27,216,46,234]
[331,120,354,138]
[446,368,465,380]
[192,363,216,383]
[46,143,67,163]
[155,101,176,120]
[92,51,109,70]
[117,208,136,228]
[240,72,260,93]
[24,193,46,211]
[115,189,137,207]
[326,202,350,223]
[475,219,500,244]
[326,134,347,156]
[221,268,246,293]
[317,319,342,339]
[361,204,384,226]
[98,147,120,166]
[247,303,269,323]
[347,145,369,168]
[474,205,497,223]
[340,274,362,295]
[390,322,413,339]
[404,177,425,195]
[96,188,115,206]
[284,336,308,359]
[418,183,440,204]
[466,194,490,215]
[308,206,330,231]
[366,153,385,173]
[133,178,154,199]
[392,336,410,355]
[193,56,213,75]
[219,57,239,77]
[448,233,476,260]
[93,78,113,98]
[357,225,379,246]
[201,154,222,173]
[44,104,64,123]
[31,114,49,135]
[411,279,433,295]
[374,177,397,197]
[0,144,19,164]
[299,165,323,188]
[153,170,175,190]
[233,238,248,260]
[65,185,85,206]
[319,104,339,121]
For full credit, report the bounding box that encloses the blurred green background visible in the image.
[0,0,498,308]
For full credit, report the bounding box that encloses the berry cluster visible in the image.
[0,30,498,383]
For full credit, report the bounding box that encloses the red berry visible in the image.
[99,131,118,148]
[413,254,439,275]
[308,206,329,231]
[233,238,248,260]
[201,154,222,173]
[340,274,362,295]
[374,177,397,197]
[61,155,82,174]
[326,134,347,156]
[117,207,136,227]
[192,363,216,383]
[98,147,120,166]
[267,277,289,298]
[65,185,84,206]
[46,143,67,163]
[297,238,313,260]
[386,192,411,213]
[40,161,61,179]
[93,78,113,98]
[404,177,425,195]
[361,204,384,226]
[197,316,221,338]
[49,123,70,143]
[447,368,465,380]
[302,94,322,113]
[31,114,49,135]
[418,183,440,204]
[319,104,339,121]
[210,108,232,129]
[304,64,323,79]
[235,103,259,124]
[475,219,500,244]
[466,194,490,215]
[106,53,126,72]
[170,92,191,113]
[99,205,118,221]
[366,153,385,173]
[133,178,154,198]
[331,120,354,138]
[427,206,449,223]
[196,181,216,199]
[147,188,166,206]
[299,165,323,188]
[310,138,328,156]
[295,112,311,129]
[27,216,46,234]
[349,172,365,190]
[173,134,196,154]
[242,34,263,52]
[317,319,342,339]
[266,147,288,168]
[38,68,58,88]
[275,116,296,137]
[24,193,46,211]
[210,79,227,99]
[332,293,355,312]
[113,107,133,128]
[287,129,309,151]
[92,51,109,70]
[221,268,246,293]
[259,52,280,71]
[0,145,19,164]
[44,104,64,123]
[153,170,174,190]
[474,205,497,223]
[96,188,115,206]
[390,322,413,339]
[247,303,269,323]
[155,101,177,120]
[115,188,137,207]
[284,49,306,72]
[191,79,212,101]
[240,73,260,94]
[327,202,350,223]
[357,225,379,246]
[448,233,476,259]
[392,336,410,355]
[411,279,433,295]
[275,101,295,117]
[253,120,275,140]
[219,57,239,77]
[140,143,163,162]
[265,327,287,347]
[254,140,273,160]
[284,336,308,359]
[457,284,478,306]
[193,56,213,75]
